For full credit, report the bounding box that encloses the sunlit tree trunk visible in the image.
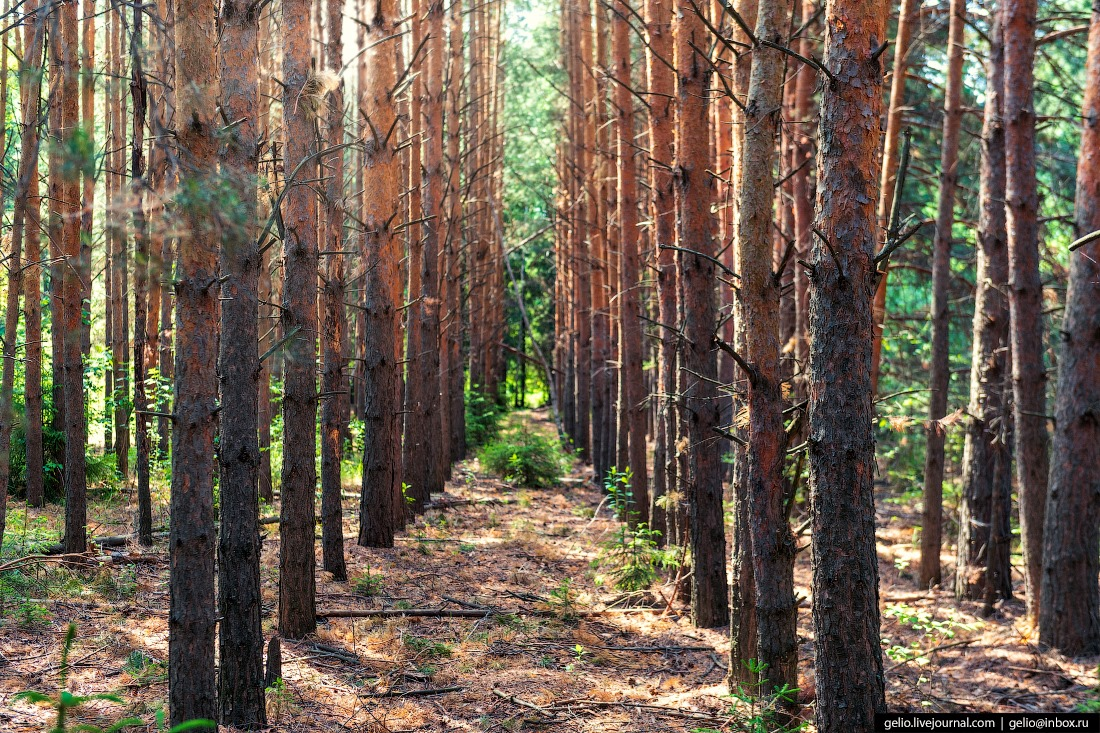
[870,0,918,393]
[61,0,88,554]
[808,0,889,727]
[359,0,405,547]
[674,0,727,628]
[420,0,447,492]
[320,0,349,582]
[728,0,759,683]
[1004,0,1048,624]
[612,0,649,522]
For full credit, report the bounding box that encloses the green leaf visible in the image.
[12,690,53,703]
[166,720,218,732]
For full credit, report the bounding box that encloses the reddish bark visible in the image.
[808,0,888,726]
[359,0,405,548]
[1004,0,1049,623]
[60,0,87,555]
[674,0,727,629]
[612,0,649,523]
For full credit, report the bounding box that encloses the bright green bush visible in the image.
[478,429,563,487]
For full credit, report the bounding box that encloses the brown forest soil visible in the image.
[0,409,1097,731]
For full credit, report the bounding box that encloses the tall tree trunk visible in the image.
[403,0,430,512]
[728,0,759,684]
[79,0,94,365]
[217,0,268,723]
[957,2,1013,605]
[420,0,446,493]
[169,0,218,719]
[735,0,797,696]
[23,0,46,510]
[0,0,47,547]
[1004,0,1048,624]
[870,0,918,394]
[675,0,728,629]
[444,0,466,464]
[1038,5,1100,657]
[612,0,649,523]
[919,0,966,589]
[359,0,404,548]
[131,0,153,547]
[48,14,64,453]
[110,8,130,480]
[279,0,320,639]
[808,0,888,727]
[644,0,675,536]
[320,0,349,582]
[590,0,613,484]
[61,0,88,555]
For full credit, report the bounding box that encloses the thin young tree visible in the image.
[217,0,268,721]
[808,0,888,726]
[1038,5,1100,656]
[169,0,219,719]
[1004,0,1048,623]
[870,0,918,393]
[919,0,966,589]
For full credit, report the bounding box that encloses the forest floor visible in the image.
[0,409,1097,732]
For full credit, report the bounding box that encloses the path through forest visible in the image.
[0,410,1096,731]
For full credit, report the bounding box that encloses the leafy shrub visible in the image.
[478,429,563,487]
[465,386,505,449]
